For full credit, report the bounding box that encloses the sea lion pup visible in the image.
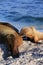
[0,22,23,58]
[20,26,43,43]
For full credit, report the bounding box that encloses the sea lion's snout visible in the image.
[11,48,19,58]
[12,52,19,58]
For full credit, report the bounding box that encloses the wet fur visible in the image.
[0,22,23,58]
[0,22,19,34]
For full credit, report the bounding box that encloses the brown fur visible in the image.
[20,26,43,43]
[0,22,23,58]
[0,22,19,33]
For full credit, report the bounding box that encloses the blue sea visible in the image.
[0,0,43,31]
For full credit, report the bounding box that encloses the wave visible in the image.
[29,16,43,21]
[15,16,43,21]
[6,11,43,22]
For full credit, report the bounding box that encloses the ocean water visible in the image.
[0,0,43,31]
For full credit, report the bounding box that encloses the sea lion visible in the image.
[0,22,23,58]
[20,26,43,43]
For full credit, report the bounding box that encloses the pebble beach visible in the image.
[0,40,43,65]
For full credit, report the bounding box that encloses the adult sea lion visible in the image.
[0,22,23,58]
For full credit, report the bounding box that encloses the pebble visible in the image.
[0,41,43,65]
